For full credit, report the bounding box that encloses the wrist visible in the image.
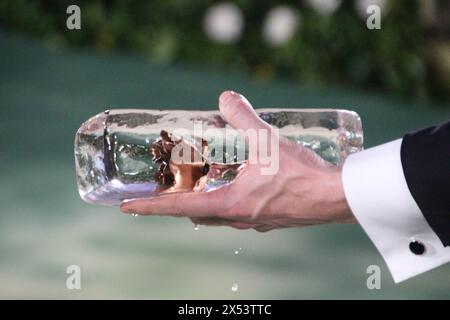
[322,167,355,224]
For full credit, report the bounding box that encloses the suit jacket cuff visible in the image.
[342,139,450,283]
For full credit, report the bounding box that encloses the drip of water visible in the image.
[234,247,242,255]
[131,213,139,217]
[231,283,238,292]
[194,224,200,231]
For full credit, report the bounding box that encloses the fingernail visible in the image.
[219,90,238,107]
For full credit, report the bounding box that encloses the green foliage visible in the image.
[0,0,448,101]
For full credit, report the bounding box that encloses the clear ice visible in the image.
[74,109,363,205]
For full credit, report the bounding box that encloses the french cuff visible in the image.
[342,139,450,283]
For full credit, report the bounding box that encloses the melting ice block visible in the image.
[74,109,363,205]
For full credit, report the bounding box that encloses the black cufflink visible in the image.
[409,240,425,255]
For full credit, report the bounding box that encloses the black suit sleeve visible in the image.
[401,120,450,247]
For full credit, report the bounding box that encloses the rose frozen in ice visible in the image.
[151,130,245,193]
[151,130,208,192]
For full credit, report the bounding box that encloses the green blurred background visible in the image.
[0,0,449,299]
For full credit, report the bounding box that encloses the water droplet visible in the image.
[231,283,238,292]
[234,248,242,255]
[194,224,200,231]
[131,213,139,217]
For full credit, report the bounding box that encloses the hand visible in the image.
[120,91,355,232]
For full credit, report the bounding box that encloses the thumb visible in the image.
[218,91,272,131]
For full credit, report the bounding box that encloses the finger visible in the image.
[218,91,272,132]
[120,190,225,217]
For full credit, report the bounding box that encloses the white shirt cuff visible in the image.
[342,139,450,283]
